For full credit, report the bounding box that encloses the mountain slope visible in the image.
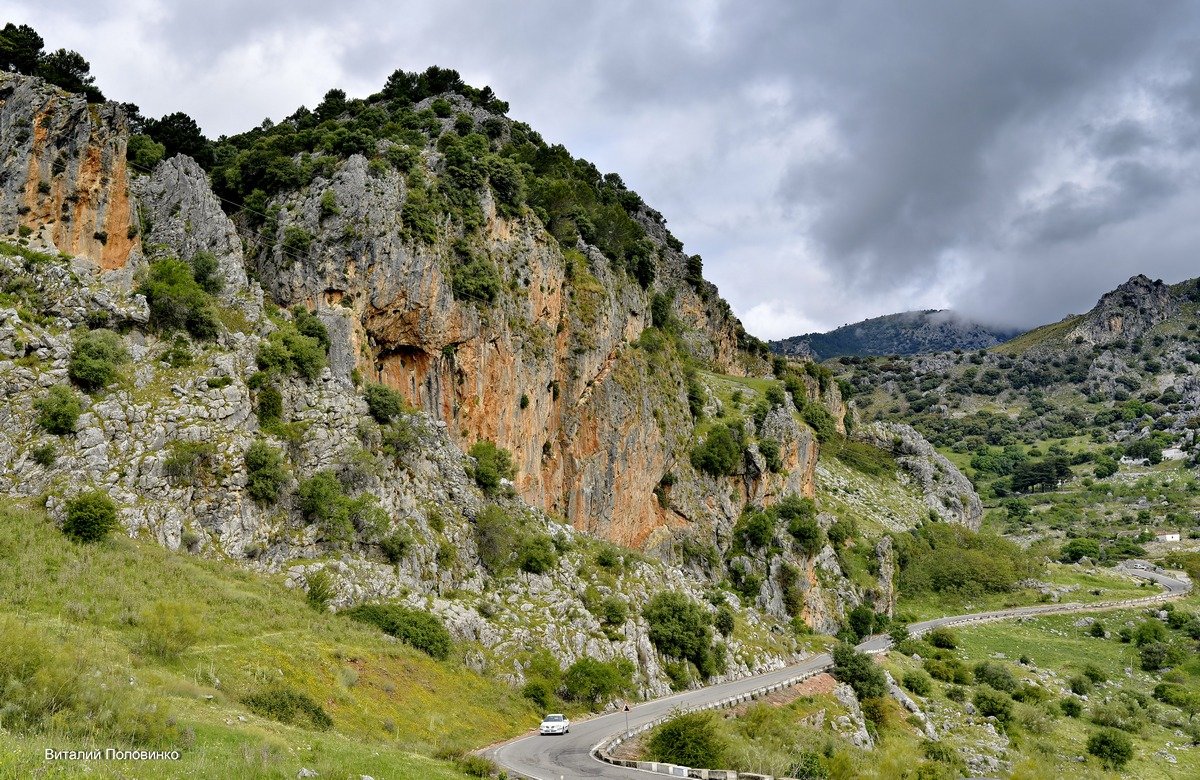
[0,60,985,776]
[772,309,1021,360]
[835,273,1200,550]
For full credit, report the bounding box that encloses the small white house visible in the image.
[1156,531,1181,543]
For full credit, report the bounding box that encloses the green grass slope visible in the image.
[0,501,536,779]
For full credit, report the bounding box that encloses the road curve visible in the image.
[489,563,1190,780]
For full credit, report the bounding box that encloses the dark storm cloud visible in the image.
[10,0,1200,336]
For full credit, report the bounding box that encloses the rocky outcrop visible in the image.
[0,72,138,273]
[1066,274,1177,347]
[132,155,255,306]
[853,422,983,529]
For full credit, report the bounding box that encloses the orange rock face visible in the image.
[2,74,138,269]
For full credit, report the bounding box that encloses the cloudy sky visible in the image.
[8,1,1200,338]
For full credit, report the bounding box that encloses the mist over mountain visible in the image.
[770,309,1022,360]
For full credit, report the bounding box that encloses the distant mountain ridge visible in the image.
[771,309,1022,360]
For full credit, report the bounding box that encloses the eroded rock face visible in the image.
[248,152,768,548]
[854,421,984,529]
[0,73,138,271]
[1066,274,1177,347]
[132,155,255,306]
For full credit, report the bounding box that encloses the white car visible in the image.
[539,713,570,735]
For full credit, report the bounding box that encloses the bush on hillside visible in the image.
[830,643,887,700]
[62,491,118,543]
[474,504,520,573]
[244,440,287,504]
[243,685,333,730]
[645,711,727,769]
[517,533,558,574]
[342,603,453,660]
[139,258,220,339]
[973,687,1014,726]
[643,591,719,678]
[895,523,1038,598]
[1087,728,1133,770]
[469,440,515,494]
[68,329,128,391]
[690,424,742,477]
[256,309,328,381]
[562,657,633,708]
[35,385,81,434]
[365,383,406,422]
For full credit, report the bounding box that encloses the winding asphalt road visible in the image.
[488,563,1191,780]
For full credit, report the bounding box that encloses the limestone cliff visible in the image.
[0,73,138,273]
[0,69,909,680]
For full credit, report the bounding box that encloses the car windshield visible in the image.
[544,715,563,722]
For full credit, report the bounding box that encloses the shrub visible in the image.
[1060,537,1101,563]
[68,328,128,391]
[903,669,933,696]
[31,442,56,466]
[847,604,878,642]
[162,440,217,485]
[827,516,858,548]
[521,678,555,709]
[1139,641,1182,671]
[243,685,332,730]
[597,596,628,627]
[379,529,411,563]
[244,441,287,504]
[381,417,419,462]
[562,657,633,708]
[257,383,283,423]
[1132,619,1167,646]
[62,490,118,543]
[1060,697,1083,717]
[35,385,81,434]
[305,569,335,611]
[365,383,406,422]
[1081,663,1107,684]
[923,657,973,685]
[451,256,503,304]
[733,510,774,549]
[517,534,558,574]
[469,439,515,494]
[343,603,453,660]
[455,755,495,778]
[758,438,783,473]
[474,504,521,572]
[973,687,1014,725]
[690,425,742,477]
[139,258,220,339]
[190,251,223,294]
[714,605,735,636]
[643,592,717,677]
[973,661,1018,693]
[1068,675,1093,696]
[926,627,958,649]
[257,313,327,381]
[138,601,199,659]
[1087,728,1133,770]
[646,711,727,769]
[831,643,888,700]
